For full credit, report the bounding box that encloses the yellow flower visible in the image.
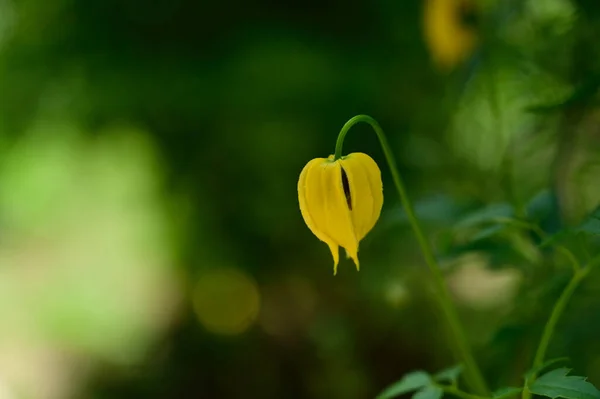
[423,0,478,70]
[298,153,383,275]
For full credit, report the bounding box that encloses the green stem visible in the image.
[334,115,489,395]
[522,266,589,399]
[440,385,491,399]
[532,267,588,368]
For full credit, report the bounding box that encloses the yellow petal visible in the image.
[339,153,383,271]
[320,160,359,268]
[298,158,340,272]
[343,248,360,271]
[339,153,383,242]
[298,154,383,274]
[306,160,358,270]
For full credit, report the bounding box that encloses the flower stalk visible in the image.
[522,265,589,399]
[335,115,489,395]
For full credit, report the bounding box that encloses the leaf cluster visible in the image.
[377,364,600,399]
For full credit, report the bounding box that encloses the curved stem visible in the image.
[335,115,489,395]
[555,247,581,273]
[532,267,588,368]
[522,266,589,399]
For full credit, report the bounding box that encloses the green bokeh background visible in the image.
[1,0,600,398]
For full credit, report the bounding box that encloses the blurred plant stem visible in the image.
[335,115,489,396]
[440,384,491,399]
[522,262,590,399]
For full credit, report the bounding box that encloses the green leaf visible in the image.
[529,368,600,399]
[540,230,570,248]
[376,371,432,399]
[575,207,600,235]
[588,254,600,269]
[470,224,506,242]
[525,358,570,379]
[525,74,600,114]
[413,386,443,399]
[544,206,600,247]
[434,365,463,385]
[526,190,556,221]
[385,194,468,227]
[577,219,600,235]
[493,387,522,399]
[456,203,514,228]
[492,387,522,399]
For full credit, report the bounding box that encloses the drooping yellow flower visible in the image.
[423,0,478,70]
[298,153,383,275]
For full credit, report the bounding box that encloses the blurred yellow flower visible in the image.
[298,153,383,275]
[423,0,478,70]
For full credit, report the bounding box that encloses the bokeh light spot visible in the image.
[258,275,317,342]
[192,268,260,335]
[447,254,522,310]
[384,281,410,308]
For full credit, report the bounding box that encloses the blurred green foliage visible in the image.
[0,0,600,398]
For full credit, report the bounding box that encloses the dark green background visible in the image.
[1,0,600,398]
